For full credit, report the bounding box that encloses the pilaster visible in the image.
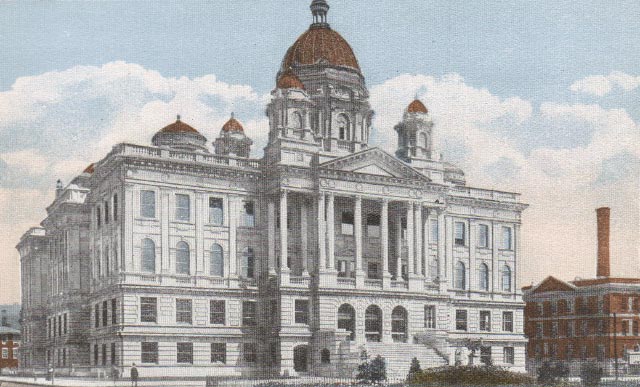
[354,195,364,288]
[381,199,391,289]
[279,190,290,284]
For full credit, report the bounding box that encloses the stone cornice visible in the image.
[447,196,529,212]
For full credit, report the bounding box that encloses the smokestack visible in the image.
[596,207,611,278]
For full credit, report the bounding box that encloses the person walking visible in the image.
[130,363,138,387]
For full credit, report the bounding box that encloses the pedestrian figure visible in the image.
[130,363,138,387]
[47,364,55,385]
[111,364,120,386]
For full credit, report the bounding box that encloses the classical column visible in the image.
[381,199,390,276]
[415,204,423,277]
[395,209,403,280]
[279,190,289,273]
[354,196,363,275]
[300,198,309,276]
[327,193,335,271]
[317,193,326,271]
[406,202,415,276]
[228,196,238,278]
[423,208,431,279]
[267,199,276,275]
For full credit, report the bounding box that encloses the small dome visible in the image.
[83,163,95,174]
[407,99,428,114]
[160,116,200,134]
[277,70,305,90]
[222,114,244,132]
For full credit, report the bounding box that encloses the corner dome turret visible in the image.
[214,114,253,158]
[407,99,428,114]
[152,115,208,152]
[277,70,305,90]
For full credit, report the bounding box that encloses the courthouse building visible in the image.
[524,208,640,376]
[17,0,528,379]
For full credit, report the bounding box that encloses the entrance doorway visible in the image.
[293,345,309,372]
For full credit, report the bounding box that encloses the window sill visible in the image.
[172,221,195,226]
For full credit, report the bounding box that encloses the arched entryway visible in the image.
[293,345,309,373]
[337,304,356,341]
[391,306,408,342]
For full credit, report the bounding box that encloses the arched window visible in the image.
[337,114,350,140]
[455,261,466,290]
[241,247,255,279]
[365,305,382,342]
[478,263,489,291]
[141,239,155,273]
[337,304,355,341]
[104,245,110,275]
[176,242,190,275]
[290,111,303,129]
[502,265,512,292]
[391,306,408,343]
[420,133,428,148]
[210,244,224,277]
[320,348,331,364]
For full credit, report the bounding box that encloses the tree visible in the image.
[407,357,422,381]
[580,362,603,387]
[537,362,570,385]
[356,351,387,384]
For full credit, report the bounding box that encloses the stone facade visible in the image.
[17,0,528,380]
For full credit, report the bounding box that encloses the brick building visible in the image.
[0,326,21,371]
[524,208,640,376]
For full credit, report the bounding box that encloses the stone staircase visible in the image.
[362,342,449,381]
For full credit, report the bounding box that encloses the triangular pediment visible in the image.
[531,276,577,294]
[319,148,431,182]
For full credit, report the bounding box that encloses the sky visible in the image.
[0,0,638,303]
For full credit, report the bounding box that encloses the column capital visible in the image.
[280,189,288,198]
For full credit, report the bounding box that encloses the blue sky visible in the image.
[0,1,638,303]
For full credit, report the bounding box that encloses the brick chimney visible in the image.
[596,207,610,278]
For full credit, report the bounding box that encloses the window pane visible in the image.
[456,310,468,331]
[503,312,514,332]
[140,298,157,323]
[295,300,309,324]
[478,263,489,291]
[176,194,190,222]
[209,198,224,225]
[478,224,489,248]
[455,262,466,290]
[211,343,226,364]
[502,265,512,292]
[454,222,466,246]
[430,219,438,243]
[242,201,255,227]
[424,305,436,329]
[176,299,192,324]
[177,342,193,364]
[366,214,380,238]
[480,311,491,332]
[142,239,156,273]
[210,244,224,276]
[176,242,190,275]
[341,212,354,235]
[140,191,156,218]
[241,248,254,279]
[243,343,257,363]
[503,227,512,250]
[242,301,256,326]
[210,300,225,325]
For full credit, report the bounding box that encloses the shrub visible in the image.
[408,365,534,386]
[407,357,422,381]
[537,361,570,385]
[580,362,603,387]
[356,351,387,384]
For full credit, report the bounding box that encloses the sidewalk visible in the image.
[0,376,204,387]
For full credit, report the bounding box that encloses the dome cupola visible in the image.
[395,99,434,163]
[277,69,305,90]
[214,113,253,158]
[152,115,208,152]
[407,99,428,114]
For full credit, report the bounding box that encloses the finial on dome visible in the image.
[231,112,235,119]
[310,0,330,27]
[176,114,181,121]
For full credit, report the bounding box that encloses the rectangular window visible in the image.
[63,313,68,334]
[104,201,109,224]
[242,201,255,227]
[141,342,158,364]
[480,346,492,365]
[295,300,309,325]
[176,299,193,324]
[102,344,107,366]
[113,194,118,221]
[242,301,257,326]
[97,206,101,228]
[140,297,157,323]
[430,219,438,243]
[210,300,225,325]
[366,214,380,238]
[367,262,379,279]
[1,348,7,359]
[454,222,466,246]
[455,310,468,331]
[477,224,489,248]
[111,342,116,365]
[582,320,590,336]
[480,311,491,332]
[536,322,543,338]
[177,342,193,364]
[58,315,62,336]
[341,211,354,235]
[551,322,559,338]
[102,300,108,326]
[502,227,513,250]
[567,321,574,338]
[140,190,156,218]
[400,217,407,240]
[502,312,514,332]
[209,197,224,225]
[211,343,226,364]
[94,304,100,328]
[243,343,257,363]
[111,299,117,325]
[94,344,98,365]
[424,305,436,329]
[503,347,514,365]
[175,194,191,222]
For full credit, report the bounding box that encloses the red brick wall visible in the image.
[0,338,19,369]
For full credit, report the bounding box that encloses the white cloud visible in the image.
[570,71,640,96]
[0,63,638,303]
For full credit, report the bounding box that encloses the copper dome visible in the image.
[160,116,200,134]
[222,116,244,132]
[83,163,95,174]
[277,70,305,90]
[407,99,428,114]
[281,26,360,72]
